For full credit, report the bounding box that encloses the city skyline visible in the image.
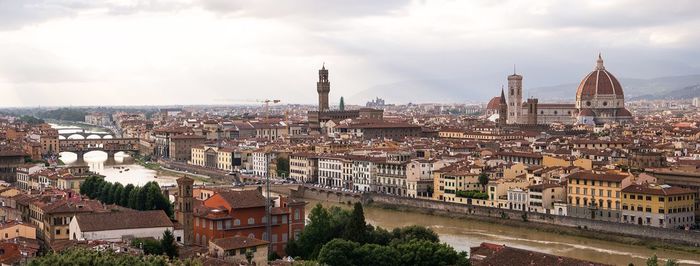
[2,0,700,107]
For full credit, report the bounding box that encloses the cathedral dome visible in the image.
[575,54,624,103]
[486,96,502,110]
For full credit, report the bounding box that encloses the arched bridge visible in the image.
[58,129,113,140]
[59,138,139,159]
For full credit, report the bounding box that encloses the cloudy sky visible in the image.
[1,0,699,107]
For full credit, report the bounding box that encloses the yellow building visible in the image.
[433,164,482,203]
[190,145,235,172]
[567,171,632,222]
[0,221,37,240]
[542,155,592,170]
[621,184,695,228]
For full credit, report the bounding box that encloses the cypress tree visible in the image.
[343,202,368,243]
[121,184,135,207]
[161,230,178,259]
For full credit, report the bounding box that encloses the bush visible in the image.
[455,190,489,199]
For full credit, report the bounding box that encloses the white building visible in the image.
[507,188,528,211]
[352,158,377,192]
[318,157,344,188]
[69,210,176,242]
[252,151,274,177]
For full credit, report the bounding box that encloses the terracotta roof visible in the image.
[74,210,173,232]
[616,108,632,117]
[216,190,266,209]
[621,184,694,196]
[470,242,610,266]
[567,171,628,182]
[575,55,624,100]
[486,96,502,110]
[0,243,22,265]
[211,236,268,250]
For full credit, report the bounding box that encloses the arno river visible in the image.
[53,122,700,265]
[53,122,179,186]
[306,201,700,266]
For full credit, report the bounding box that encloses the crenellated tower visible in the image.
[317,64,330,112]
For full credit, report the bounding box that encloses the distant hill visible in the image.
[349,74,700,104]
[528,74,700,101]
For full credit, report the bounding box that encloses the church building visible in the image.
[487,54,632,125]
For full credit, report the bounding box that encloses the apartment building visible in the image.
[567,171,632,222]
[621,183,695,228]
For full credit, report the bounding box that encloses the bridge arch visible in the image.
[85,134,103,139]
[66,134,86,139]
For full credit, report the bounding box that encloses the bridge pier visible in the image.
[75,151,86,165]
[105,151,117,165]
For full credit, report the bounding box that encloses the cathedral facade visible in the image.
[487,54,632,125]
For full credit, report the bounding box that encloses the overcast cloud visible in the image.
[1,0,699,107]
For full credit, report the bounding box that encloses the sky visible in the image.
[1,0,700,107]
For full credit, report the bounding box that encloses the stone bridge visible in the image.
[59,138,139,160]
[58,129,113,140]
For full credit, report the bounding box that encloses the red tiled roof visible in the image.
[567,171,628,182]
[211,236,268,250]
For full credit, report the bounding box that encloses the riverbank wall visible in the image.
[285,186,700,247]
[367,193,700,247]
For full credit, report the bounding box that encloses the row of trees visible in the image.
[80,176,173,217]
[36,108,87,121]
[29,248,199,266]
[286,203,469,266]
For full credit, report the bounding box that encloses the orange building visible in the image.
[192,189,305,256]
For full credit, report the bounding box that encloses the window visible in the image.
[248,233,255,238]
[282,233,288,242]
[234,219,241,226]
[272,216,278,224]
[272,234,278,243]
[294,209,300,220]
[56,229,60,235]
[225,220,231,229]
[217,221,223,230]
[248,217,255,225]
[282,215,288,224]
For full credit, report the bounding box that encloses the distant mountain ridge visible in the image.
[349,74,700,104]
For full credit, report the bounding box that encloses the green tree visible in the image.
[132,238,163,256]
[390,225,440,244]
[276,157,290,177]
[318,239,360,266]
[161,230,178,259]
[109,183,124,205]
[343,202,369,243]
[393,239,469,266]
[121,184,135,206]
[98,182,113,203]
[128,187,141,209]
[286,203,333,259]
[647,255,659,266]
[339,97,345,111]
[354,244,399,266]
[27,248,200,266]
[478,173,489,191]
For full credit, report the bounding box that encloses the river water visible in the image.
[306,201,700,266]
[52,122,178,187]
